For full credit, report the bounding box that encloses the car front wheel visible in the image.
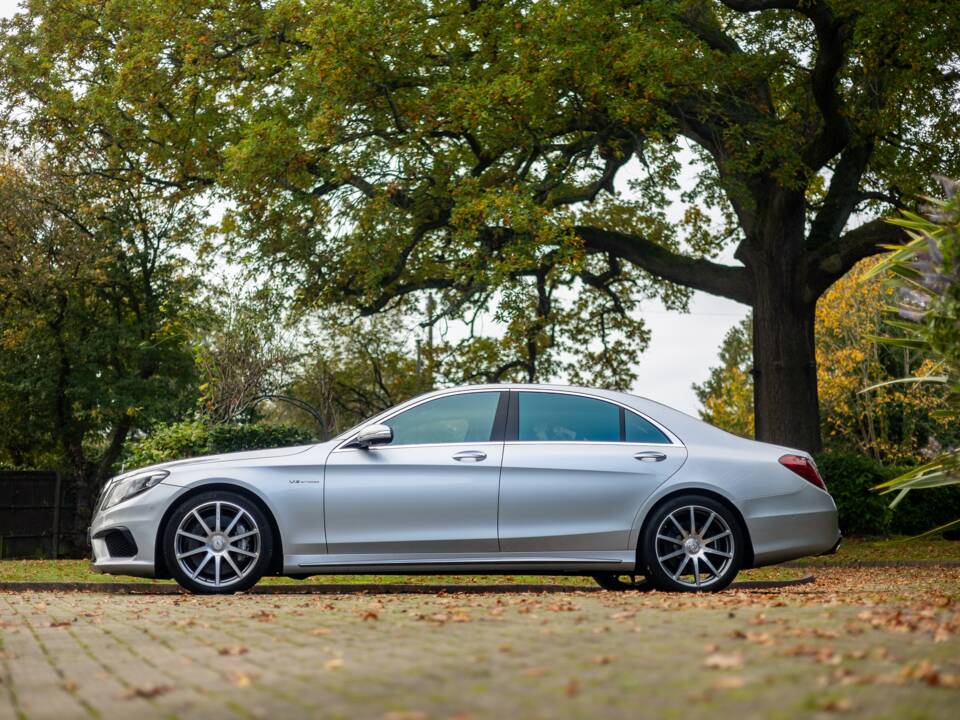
[164,491,273,594]
[642,495,744,592]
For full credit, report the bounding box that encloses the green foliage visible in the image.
[192,291,302,422]
[6,1,959,448]
[0,156,201,532]
[815,451,897,536]
[869,180,960,524]
[817,450,960,537]
[125,420,315,469]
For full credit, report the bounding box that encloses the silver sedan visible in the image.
[90,384,840,594]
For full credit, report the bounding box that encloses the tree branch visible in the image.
[804,217,907,300]
[574,226,752,304]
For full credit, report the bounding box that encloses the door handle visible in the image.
[452,450,487,462]
[634,451,667,462]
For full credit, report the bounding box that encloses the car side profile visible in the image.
[89,384,840,594]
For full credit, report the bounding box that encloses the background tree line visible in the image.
[1,1,959,548]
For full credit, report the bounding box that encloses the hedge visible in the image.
[124,420,315,470]
[815,450,960,536]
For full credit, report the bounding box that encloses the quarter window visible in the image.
[518,392,620,442]
[624,410,670,444]
[385,392,500,445]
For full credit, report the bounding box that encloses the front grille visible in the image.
[103,529,138,558]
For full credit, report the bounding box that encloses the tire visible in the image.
[163,490,273,595]
[592,573,655,592]
[642,494,744,592]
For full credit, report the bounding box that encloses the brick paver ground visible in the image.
[0,566,958,719]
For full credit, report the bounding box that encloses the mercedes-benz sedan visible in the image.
[90,384,840,594]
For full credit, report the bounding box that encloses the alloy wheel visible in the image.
[653,504,735,590]
[174,500,261,589]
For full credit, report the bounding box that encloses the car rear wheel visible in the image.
[164,491,273,594]
[642,495,744,592]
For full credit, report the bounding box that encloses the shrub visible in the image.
[124,420,315,470]
[817,449,960,536]
[816,450,896,536]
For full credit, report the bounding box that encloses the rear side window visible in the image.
[518,392,620,442]
[624,410,670,444]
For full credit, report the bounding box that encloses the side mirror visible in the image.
[356,423,393,449]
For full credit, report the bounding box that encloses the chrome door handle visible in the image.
[452,450,487,462]
[634,451,667,462]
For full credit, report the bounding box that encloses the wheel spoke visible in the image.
[701,554,720,578]
[176,546,207,560]
[215,502,221,533]
[177,529,207,543]
[671,555,690,580]
[693,556,701,589]
[668,514,687,537]
[699,512,716,538]
[704,547,733,558]
[224,552,243,579]
[191,551,212,579]
[704,529,731,544]
[192,509,212,535]
[659,548,685,561]
[228,545,257,558]
[656,533,683,546]
[214,555,221,587]
[224,511,242,536]
[689,506,696,535]
[229,529,258,542]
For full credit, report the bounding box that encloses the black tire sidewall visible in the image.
[164,490,273,595]
[642,494,744,592]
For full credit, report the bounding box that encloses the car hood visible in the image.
[115,444,317,480]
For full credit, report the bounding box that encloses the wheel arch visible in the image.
[635,487,755,570]
[154,482,285,579]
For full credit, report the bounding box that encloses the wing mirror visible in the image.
[356,423,393,449]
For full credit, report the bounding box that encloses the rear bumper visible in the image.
[821,534,842,556]
[743,485,841,567]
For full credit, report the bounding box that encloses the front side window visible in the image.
[385,392,500,445]
[518,392,620,442]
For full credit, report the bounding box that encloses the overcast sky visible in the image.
[0,0,750,415]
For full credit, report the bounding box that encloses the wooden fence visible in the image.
[0,470,78,559]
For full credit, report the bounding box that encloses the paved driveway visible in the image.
[1,567,958,719]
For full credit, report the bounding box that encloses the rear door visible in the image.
[498,390,686,552]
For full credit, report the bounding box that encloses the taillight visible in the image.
[779,454,827,491]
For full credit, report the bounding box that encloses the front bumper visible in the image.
[89,482,182,578]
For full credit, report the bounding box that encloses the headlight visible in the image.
[101,470,169,510]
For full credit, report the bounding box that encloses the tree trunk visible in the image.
[750,260,823,454]
[748,192,823,454]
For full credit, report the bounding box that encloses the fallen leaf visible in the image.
[218,645,248,656]
[704,653,744,671]
[121,685,172,700]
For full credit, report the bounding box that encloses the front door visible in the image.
[324,390,506,556]
[498,391,687,552]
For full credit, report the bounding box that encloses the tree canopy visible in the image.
[2,0,959,451]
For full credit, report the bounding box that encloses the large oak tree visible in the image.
[3,0,959,451]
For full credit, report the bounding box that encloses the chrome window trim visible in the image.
[511,388,683,447]
[333,386,683,451]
